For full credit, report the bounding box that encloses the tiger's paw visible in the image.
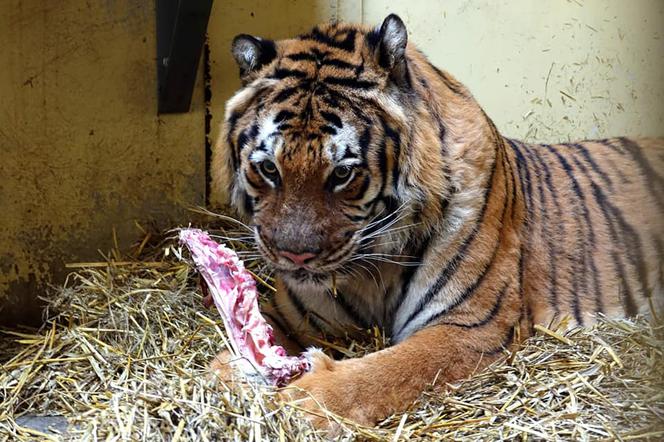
[280,350,377,433]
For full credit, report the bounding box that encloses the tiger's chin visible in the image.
[277,265,353,292]
[282,268,331,284]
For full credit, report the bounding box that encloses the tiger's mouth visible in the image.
[254,225,362,277]
[268,256,351,279]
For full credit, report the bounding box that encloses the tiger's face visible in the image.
[250,120,371,275]
[219,17,417,283]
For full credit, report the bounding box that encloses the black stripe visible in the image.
[270,299,307,348]
[566,154,606,314]
[502,141,519,221]
[415,71,428,89]
[602,195,650,311]
[285,287,325,334]
[299,84,316,123]
[394,142,500,336]
[587,181,640,315]
[323,58,360,70]
[273,85,303,103]
[439,283,509,329]
[320,125,337,135]
[333,291,372,329]
[319,86,373,124]
[415,147,512,333]
[589,138,654,315]
[358,127,372,163]
[285,52,317,62]
[344,213,369,222]
[543,144,587,325]
[262,311,291,337]
[287,51,361,71]
[387,232,433,332]
[595,138,628,155]
[521,142,562,312]
[437,120,448,159]
[270,68,308,80]
[518,244,533,333]
[227,111,242,169]
[241,192,254,215]
[508,140,534,220]
[299,28,356,52]
[570,143,614,191]
[440,197,449,213]
[619,137,664,212]
[341,146,362,162]
[376,120,389,196]
[366,28,381,50]
[508,139,540,322]
[323,76,377,90]
[478,325,516,355]
[320,110,343,128]
[383,123,401,192]
[248,123,259,138]
[570,149,650,313]
[274,110,296,123]
[237,129,251,151]
[341,202,366,211]
[255,140,268,152]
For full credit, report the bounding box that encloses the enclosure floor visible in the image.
[15,415,68,436]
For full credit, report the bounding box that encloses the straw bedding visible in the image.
[1,223,663,441]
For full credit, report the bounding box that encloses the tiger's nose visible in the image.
[278,250,317,266]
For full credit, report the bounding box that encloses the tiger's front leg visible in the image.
[282,323,511,429]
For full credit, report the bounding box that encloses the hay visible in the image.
[0,224,663,441]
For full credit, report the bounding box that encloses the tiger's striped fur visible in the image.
[211,15,664,427]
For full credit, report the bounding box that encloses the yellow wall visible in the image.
[362,0,664,142]
[0,1,205,324]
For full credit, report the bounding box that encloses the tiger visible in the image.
[210,14,664,429]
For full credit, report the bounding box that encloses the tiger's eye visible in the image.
[260,160,278,176]
[333,166,352,180]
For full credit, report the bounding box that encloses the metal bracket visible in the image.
[156,0,213,114]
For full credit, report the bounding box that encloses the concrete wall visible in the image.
[0,1,205,325]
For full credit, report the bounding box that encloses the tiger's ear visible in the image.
[372,14,409,87]
[231,34,277,83]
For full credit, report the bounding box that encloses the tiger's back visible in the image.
[512,137,664,328]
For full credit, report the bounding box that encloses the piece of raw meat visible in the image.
[179,228,311,386]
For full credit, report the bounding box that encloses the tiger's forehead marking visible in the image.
[249,108,363,167]
[324,123,362,165]
[248,112,283,163]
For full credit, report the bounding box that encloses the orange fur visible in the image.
[210,15,664,430]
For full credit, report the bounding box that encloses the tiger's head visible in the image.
[213,15,473,284]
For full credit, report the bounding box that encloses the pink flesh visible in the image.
[179,228,310,386]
